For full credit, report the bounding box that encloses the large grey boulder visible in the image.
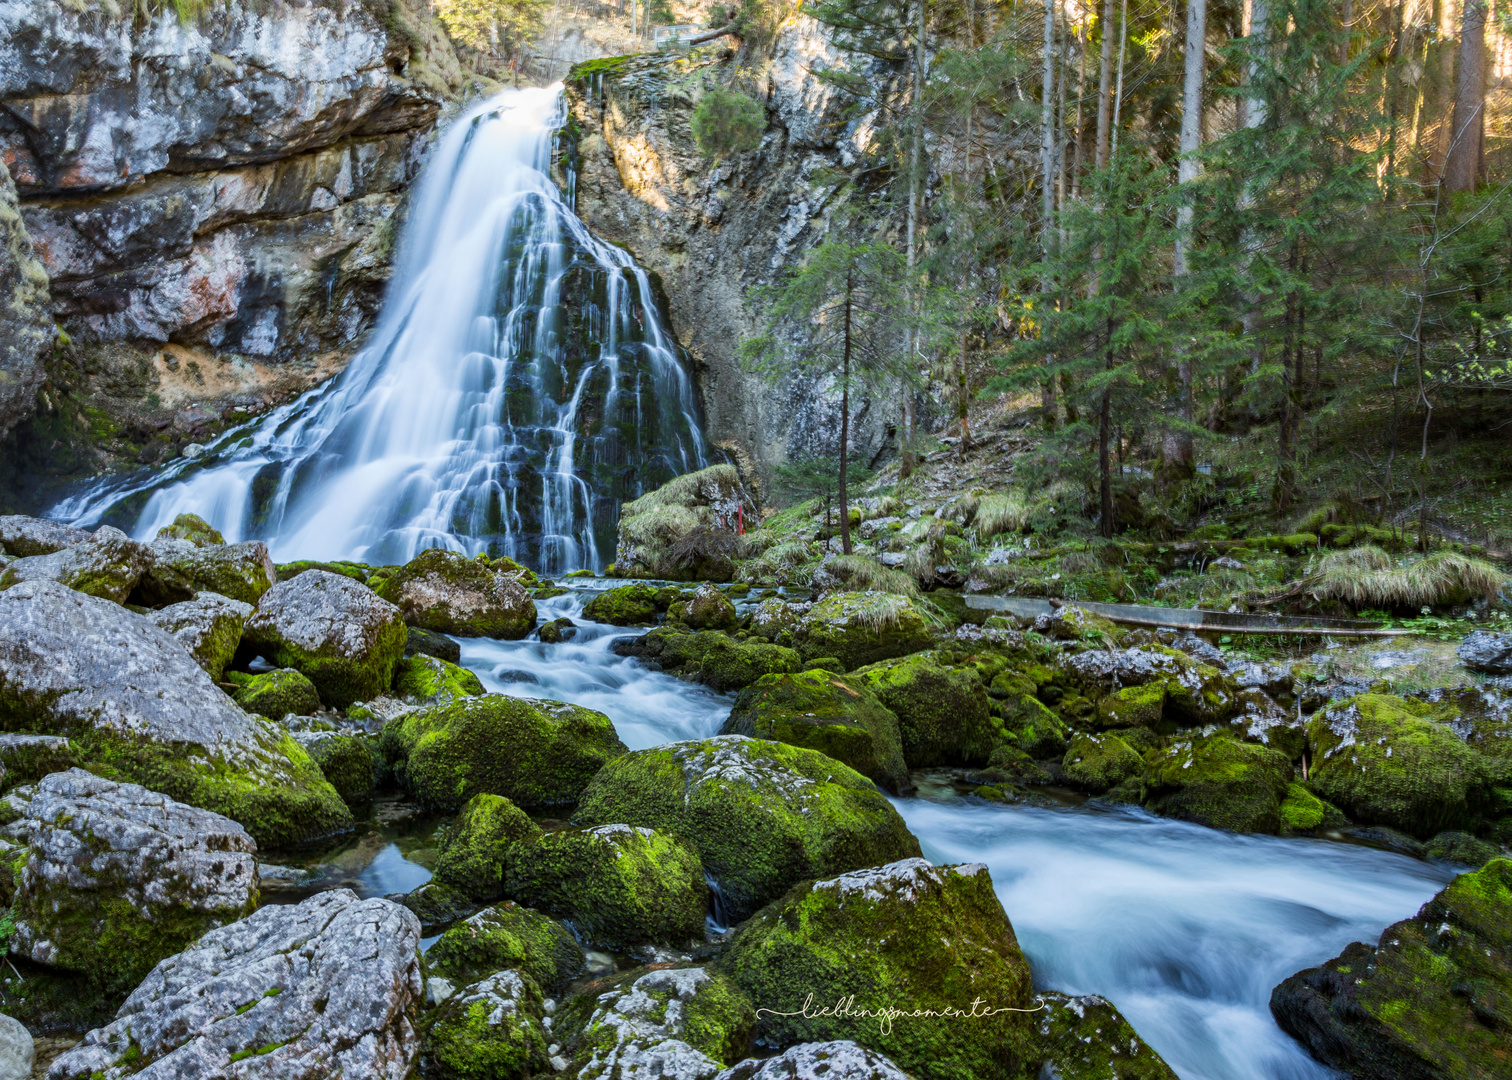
[140,537,278,606]
[0,579,352,847]
[1459,630,1512,676]
[1067,645,1237,724]
[371,549,536,638]
[147,592,253,681]
[48,889,424,1080]
[0,515,90,558]
[241,570,407,709]
[9,770,258,991]
[0,525,155,603]
[717,1043,913,1080]
[0,159,49,441]
[0,1012,31,1080]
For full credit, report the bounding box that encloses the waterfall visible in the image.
[50,86,708,575]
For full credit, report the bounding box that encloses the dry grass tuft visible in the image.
[827,554,919,596]
[1310,546,1505,608]
[975,492,1031,539]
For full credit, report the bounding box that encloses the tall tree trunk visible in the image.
[902,0,926,474]
[1040,0,1059,426]
[957,328,972,456]
[1110,0,1128,160]
[1166,0,1206,471]
[1096,0,1115,169]
[1444,0,1486,190]
[1071,15,1089,199]
[840,272,853,556]
[1100,318,1115,538]
[1239,0,1269,414]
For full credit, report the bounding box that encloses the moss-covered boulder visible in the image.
[614,463,753,581]
[1041,605,1123,644]
[397,880,478,934]
[1271,857,1512,1080]
[0,515,89,558]
[1144,733,1293,833]
[583,582,670,626]
[852,652,997,768]
[748,598,804,643]
[1067,646,1237,726]
[1424,830,1503,866]
[504,824,707,948]
[422,968,551,1080]
[686,584,739,630]
[0,579,352,848]
[139,537,278,606]
[1095,682,1168,730]
[405,624,461,663]
[371,548,535,639]
[793,592,934,671]
[572,735,921,922]
[145,592,251,682]
[538,617,577,644]
[426,902,585,993]
[155,513,224,546]
[557,966,755,1078]
[1062,733,1143,794]
[1034,992,1178,1080]
[392,653,485,705]
[723,671,908,791]
[997,688,1069,759]
[241,569,408,709]
[8,770,259,992]
[689,636,802,693]
[1306,694,1495,837]
[292,731,373,807]
[0,526,153,604]
[720,859,1035,1080]
[380,693,626,811]
[433,793,541,900]
[227,667,321,721]
[0,733,77,794]
[1279,782,1346,835]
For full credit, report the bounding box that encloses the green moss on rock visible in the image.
[1144,733,1292,833]
[423,968,551,1080]
[1278,782,1345,835]
[852,652,997,768]
[793,592,935,671]
[433,793,541,900]
[372,549,536,638]
[572,735,921,921]
[295,732,373,808]
[379,693,627,811]
[723,670,908,791]
[155,513,224,547]
[1062,733,1142,794]
[1034,992,1178,1080]
[583,582,666,626]
[426,902,585,993]
[392,654,485,705]
[1096,683,1168,730]
[230,668,320,721]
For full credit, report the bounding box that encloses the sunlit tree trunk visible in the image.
[1444,0,1486,190]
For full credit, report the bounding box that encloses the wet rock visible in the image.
[1459,630,1512,676]
[1278,783,1346,835]
[10,769,258,991]
[426,902,585,994]
[394,880,477,934]
[139,537,277,605]
[716,1042,912,1080]
[558,966,754,1080]
[1424,830,1503,866]
[1094,682,1167,730]
[291,731,373,807]
[747,599,807,643]
[379,693,626,811]
[851,652,997,768]
[1062,733,1142,794]
[1144,733,1293,833]
[0,516,88,558]
[49,889,424,1080]
[584,582,675,626]
[573,735,921,922]
[0,1013,31,1080]
[723,670,908,792]
[1306,694,1495,838]
[432,793,541,901]
[0,526,154,604]
[241,569,408,709]
[371,549,536,638]
[686,584,739,631]
[793,592,934,671]
[1271,857,1512,1080]
[539,616,578,644]
[1033,992,1178,1080]
[422,968,551,1080]
[391,654,484,706]
[1067,645,1237,725]
[0,579,351,847]
[721,859,1035,1080]
[227,667,321,721]
[404,625,461,663]
[505,824,708,949]
[146,591,252,681]
[657,630,802,693]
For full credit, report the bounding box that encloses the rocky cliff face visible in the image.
[0,0,480,505]
[563,19,908,483]
[0,158,50,440]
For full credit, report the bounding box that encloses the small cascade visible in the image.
[704,872,732,933]
[52,86,707,574]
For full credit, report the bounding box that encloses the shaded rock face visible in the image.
[145,591,253,681]
[0,524,153,603]
[564,24,907,476]
[0,159,50,440]
[10,769,258,991]
[48,889,424,1080]
[0,514,88,557]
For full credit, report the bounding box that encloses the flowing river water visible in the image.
[303,586,1455,1080]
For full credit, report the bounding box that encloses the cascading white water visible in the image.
[51,87,707,574]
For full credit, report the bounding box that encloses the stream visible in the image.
[295,584,1455,1080]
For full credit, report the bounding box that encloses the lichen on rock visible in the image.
[372,548,536,638]
[147,591,253,681]
[422,968,552,1080]
[793,592,934,672]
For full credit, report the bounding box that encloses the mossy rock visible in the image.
[397,880,479,934]
[555,966,755,1077]
[793,591,934,671]
[405,625,461,663]
[1279,782,1346,835]
[572,735,922,921]
[693,637,802,693]
[371,548,536,639]
[275,560,371,583]
[426,902,585,994]
[720,859,1035,1080]
[685,584,738,630]
[433,793,542,900]
[1062,733,1142,794]
[537,617,576,644]
[379,693,627,812]
[1034,991,1178,1080]
[1307,694,1496,838]
[1423,830,1504,867]
[504,824,707,948]
[1095,682,1168,730]
[1271,857,1512,1080]
[852,652,997,768]
[1144,733,1292,833]
[997,690,1069,759]
[0,734,77,794]
[722,670,908,791]
[155,513,224,547]
[229,668,320,721]
[582,582,668,626]
[294,732,373,807]
[392,654,485,705]
[422,968,551,1080]
[1042,605,1123,644]
[140,538,278,606]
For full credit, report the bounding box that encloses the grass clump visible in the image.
[1309,546,1505,610]
[824,555,918,597]
[975,492,1032,539]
